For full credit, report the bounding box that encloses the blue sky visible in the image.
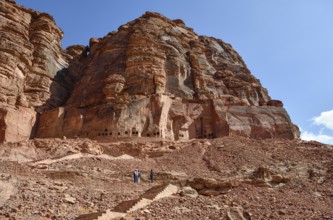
[16,0,333,144]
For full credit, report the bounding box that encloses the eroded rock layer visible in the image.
[37,12,299,141]
[0,2,299,142]
[0,0,75,142]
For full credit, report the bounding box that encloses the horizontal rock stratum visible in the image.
[0,1,300,142]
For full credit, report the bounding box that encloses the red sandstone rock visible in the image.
[0,1,72,110]
[0,4,299,142]
[0,1,75,142]
[267,100,283,107]
[37,12,299,141]
[0,107,36,142]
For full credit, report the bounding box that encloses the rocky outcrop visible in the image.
[0,2,299,142]
[0,0,75,142]
[189,177,239,196]
[0,107,36,142]
[37,12,299,141]
[0,0,72,109]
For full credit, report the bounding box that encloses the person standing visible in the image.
[133,169,139,183]
[149,169,155,183]
[137,170,141,183]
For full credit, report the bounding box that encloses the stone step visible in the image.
[154,184,178,201]
[75,211,105,220]
[128,198,152,213]
[111,198,142,213]
[141,183,169,200]
[98,211,126,220]
[78,184,178,220]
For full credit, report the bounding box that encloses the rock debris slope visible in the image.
[0,1,299,142]
[0,137,332,219]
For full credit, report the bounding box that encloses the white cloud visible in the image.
[313,109,333,131]
[301,131,333,145]
[300,109,333,145]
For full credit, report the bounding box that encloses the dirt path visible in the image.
[32,153,136,165]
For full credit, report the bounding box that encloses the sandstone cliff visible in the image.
[0,2,299,142]
[37,12,300,141]
[0,0,76,142]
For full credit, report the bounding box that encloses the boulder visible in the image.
[178,186,198,198]
[244,167,286,187]
[0,107,36,142]
[226,206,251,220]
[189,178,239,196]
[80,142,103,155]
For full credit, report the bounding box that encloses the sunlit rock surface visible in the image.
[0,2,299,142]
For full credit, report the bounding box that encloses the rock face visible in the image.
[0,2,299,142]
[0,0,76,142]
[0,107,36,142]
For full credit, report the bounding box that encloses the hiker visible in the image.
[149,169,155,183]
[137,170,141,183]
[133,169,139,183]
